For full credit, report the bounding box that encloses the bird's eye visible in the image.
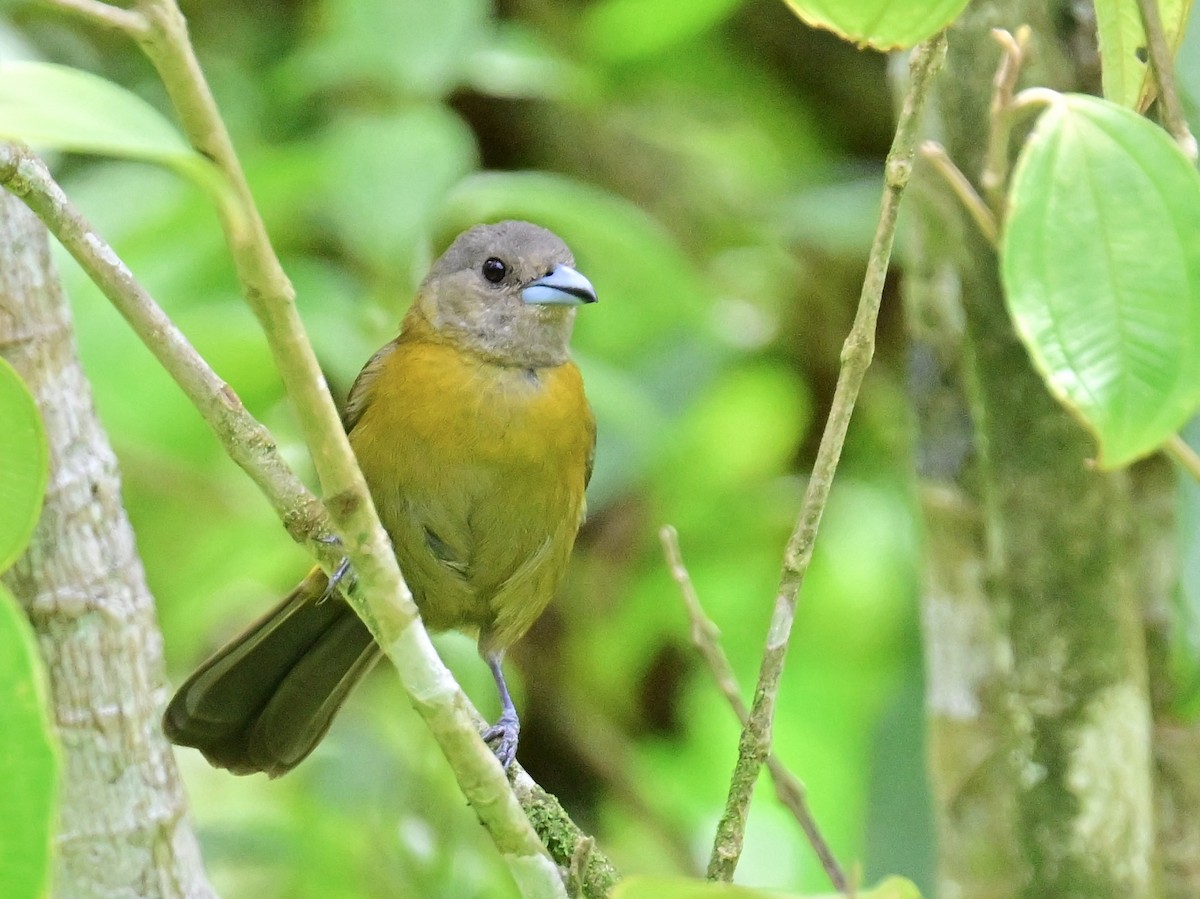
[482,257,507,284]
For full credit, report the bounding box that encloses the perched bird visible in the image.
[164,221,597,777]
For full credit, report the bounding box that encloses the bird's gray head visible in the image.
[413,220,597,368]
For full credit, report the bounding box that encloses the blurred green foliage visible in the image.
[612,872,920,899]
[2,0,932,896]
[0,355,47,569]
[0,357,56,899]
[0,583,58,899]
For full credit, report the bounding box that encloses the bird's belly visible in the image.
[351,358,589,644]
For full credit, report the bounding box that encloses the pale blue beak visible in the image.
[522,264,598,306]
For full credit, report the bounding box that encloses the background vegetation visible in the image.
[4,1,1199,897]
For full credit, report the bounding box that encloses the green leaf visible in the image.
[0,356,47,572]
[318,108,478,274]
[1001,94,1200,468]
[461,23,582,99]
[780,0,968,50]
[0,585,59,899]
[612,875,921,899]
[0,61,229,202]
[285,0,489,97]
[1094,0,1194,109]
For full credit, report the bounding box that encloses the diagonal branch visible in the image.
[920,141,997,245]
[36,0,148,36]
[706,32,947,882]
[980,26,1031,213]
[0,143,335,562]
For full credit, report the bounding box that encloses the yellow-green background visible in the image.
[12,1,1170,896]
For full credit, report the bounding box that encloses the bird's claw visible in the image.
[318,556,355,603]
[482,711,520,770]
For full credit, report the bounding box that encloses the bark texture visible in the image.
[1141,457,1200,898]
[0,189,214,899]
[901,1,1196,896]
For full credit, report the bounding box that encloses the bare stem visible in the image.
[36,0,148,36]
[660,527,849,894]
[920,141,998,245]
[1135,0,1199,160]
[1164,434,1200,484]
[705,32,947,882]
[980,26,1031,213]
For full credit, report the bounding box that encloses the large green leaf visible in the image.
[318,107,478,273]
[0,61,227,200]
[612,875,920,899]
[0,356,47,572]
[0,585,58,899]
[1093,0,1194,109]
[283,0,488,97]
[781,0,967,50]
[1001,94,1200,468]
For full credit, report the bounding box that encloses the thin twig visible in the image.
[36,0,148,36]
[0,143,334,559]
[568,837,597,896]
[1164,434,1200,484]
[660,527,850,895]
[925,34,1057,247]
[706,33,947,883]
[980,26,1031,213]
[1135,0,1199,161]
[919,141,998,245]
[1009,86,1062,114]
[660,526,743,714]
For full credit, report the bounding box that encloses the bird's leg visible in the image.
[481,651,520,769]
[314,535,354,602]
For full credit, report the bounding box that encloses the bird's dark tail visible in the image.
[163,569,380,778]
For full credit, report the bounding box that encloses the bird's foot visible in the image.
[318,555,355,603]
[482,711,520,770]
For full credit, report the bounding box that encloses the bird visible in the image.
[163,220,597,777]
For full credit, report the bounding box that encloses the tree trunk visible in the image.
[0,188,214,899]
[901,1,1200,896]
